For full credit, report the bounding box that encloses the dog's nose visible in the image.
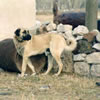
[23,34,31,40]
[27,34,31,40]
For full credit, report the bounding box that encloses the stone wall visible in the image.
[34,22,100,77]
[73,27,100,77]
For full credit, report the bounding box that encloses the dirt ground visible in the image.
[0,14,100,100]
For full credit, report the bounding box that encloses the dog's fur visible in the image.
[13,28,77,77]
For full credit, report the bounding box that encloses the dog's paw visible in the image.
[18,73,28,77]
[54,73,59,76]
[31,72,36,76]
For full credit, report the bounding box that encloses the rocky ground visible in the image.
[0,14,100,100]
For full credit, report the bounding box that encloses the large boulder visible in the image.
[53,51,74,74]
[0,39,46,74]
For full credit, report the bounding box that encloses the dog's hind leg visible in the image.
[50,46,63,76]
[54,56,63,76]
[28,59,36,76]
[51,51,63,76]
[43,54,53,75]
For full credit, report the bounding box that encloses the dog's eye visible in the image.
[23,30,26,34]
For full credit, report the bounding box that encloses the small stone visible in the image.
[46,23,56,32]
[74,62,90,76]
[91,64,100,77]
[40,85,50,91]
[35,20,42,27]
[57,24,72,33]
[96,82,100,86]
[73,54,87,61]
[93,43,100,50]
[64,24,72,31]
[96,31,100,42]
[73,25,89,35]
[73,39,96,54]
[83,29,99,42]
[57,24,65,33]
[0,68,4,72]
[0,92,12,95]
[42,21,50,26]
[75,36,83,40]
[86,52,100,64]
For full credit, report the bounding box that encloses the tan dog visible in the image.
[13,28,77,77]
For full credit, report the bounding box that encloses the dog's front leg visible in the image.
[21,57,28,77]
[28,59,36,76]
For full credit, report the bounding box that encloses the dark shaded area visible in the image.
[0,39,46,74]
[53,12,100,31]
[0,39,20,72]
[96,82,100,86]
[53,0,100,31]
[54,12,85,29]
[73,39,96,54]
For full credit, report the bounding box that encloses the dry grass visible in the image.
[0,72,100,100]
[0,14,100,100]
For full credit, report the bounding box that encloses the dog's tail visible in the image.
[53,0,58,17]
[65,37,77,51]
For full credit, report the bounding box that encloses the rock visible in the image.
[65,30,73,37]
[57,24,72,33]
[93,43,100,50]
[42,21,50,26]
[91,64,100,77]
[75,36,83,41]
[62,51,74,73]
[74,62,90,76]
[0,92,12,96]
[35,20,42,28]
[86,52,100,64]
[46,23,56,32]
[64,25,73,35]
[83,29,98,42]
[53,51,74,73]
[73,25,89,36]
[57,24,65,33]
[0,39,46,74]
[48,31,57,34]
[96,31,100,42]
[73,39,96,54]
[0,68,4,72]
[39,85,50,91]
[96,82,100,86]
[73,54,87,61]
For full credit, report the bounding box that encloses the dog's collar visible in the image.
[14,36,24,43]
[17,39,24,43]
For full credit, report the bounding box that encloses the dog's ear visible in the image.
[14,28,21,36]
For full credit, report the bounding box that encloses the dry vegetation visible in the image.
[0,72,100,100]
[0,14,100,100]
